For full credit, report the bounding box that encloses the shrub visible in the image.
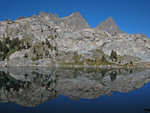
[130,61,133,65]
[45,50,49,56]
[0,41,2,51]
[6,49,16,60]
[26,41,31,49]
[10,37,21,49]
[54,46,57,50]
[46,38,51,48]
[24,53,28,58]
[33,47,36,53]
[0,53,6,60]
[2,43,9,54]
[31,57,39,61]
[42,41,45,45]
[119,60,121,64]
[5,37,11,44]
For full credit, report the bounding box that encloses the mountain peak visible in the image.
[38,11,47,16]
[59,12,90,31]
[72,12,81,16]
[96,17,122,35]
[106,17,114,21]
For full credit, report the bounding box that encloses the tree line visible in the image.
[0,37,31,60]
[101,50,118,62]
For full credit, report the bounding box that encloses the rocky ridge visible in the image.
[96,17,123,35]
[0,11,150,67]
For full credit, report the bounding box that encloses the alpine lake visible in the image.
[0,67,150,113]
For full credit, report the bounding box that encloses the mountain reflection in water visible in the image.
[0,67,150,113]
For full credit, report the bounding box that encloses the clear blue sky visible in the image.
[0,0,150,37]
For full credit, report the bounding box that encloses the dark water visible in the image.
[0,67,150,113]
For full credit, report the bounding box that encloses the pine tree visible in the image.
[110,50,117,61]
[33,47,36,53]
[101,55,106,62]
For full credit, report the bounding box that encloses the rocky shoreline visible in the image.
[0,59,149,69]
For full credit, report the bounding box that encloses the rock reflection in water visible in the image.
[0,67,150,107]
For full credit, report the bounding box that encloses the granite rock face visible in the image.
[0,11,150,67]
[59,12,90,31]
[96,17,122,35]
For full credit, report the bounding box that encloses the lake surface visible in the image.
[0,67,150,113]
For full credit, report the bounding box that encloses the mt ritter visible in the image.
[0,11,150,67]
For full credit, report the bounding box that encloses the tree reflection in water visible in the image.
[0,67,149,107]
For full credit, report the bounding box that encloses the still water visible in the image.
[0,67,150,113]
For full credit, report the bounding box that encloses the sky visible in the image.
[0,0,150,37]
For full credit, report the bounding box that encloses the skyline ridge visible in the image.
[1,11,149,38]
[0,0,149,37]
